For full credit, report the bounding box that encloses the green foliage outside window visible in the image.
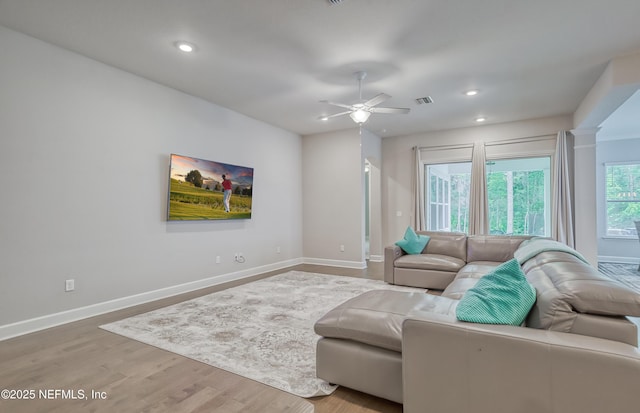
[606,163,640,236]
[427,157,550,236]
[487,170,545,235]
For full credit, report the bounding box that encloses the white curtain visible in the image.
[552,131,575,247]
[469,141,489,235]
[411,146,426,230]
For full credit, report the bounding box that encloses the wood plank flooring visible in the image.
[0,263,403,413]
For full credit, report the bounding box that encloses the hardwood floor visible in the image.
[0,263,402,413]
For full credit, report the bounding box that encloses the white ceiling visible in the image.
[1,0,640,138]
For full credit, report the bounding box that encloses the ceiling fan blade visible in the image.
[319,100,353,110]
[319,111,352,120]
[369,107,410,114]
[363,93,390,107]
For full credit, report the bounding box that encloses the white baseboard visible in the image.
[598,255,640,265]
[303,257,367,269]
[0,258,303,342]
[368,254,384,262]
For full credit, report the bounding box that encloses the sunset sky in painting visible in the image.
[169,154,253,187]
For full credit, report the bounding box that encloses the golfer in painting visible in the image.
[222,174,232,212]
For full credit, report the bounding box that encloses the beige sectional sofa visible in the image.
[315,232,640,413]
[384,231,531,289]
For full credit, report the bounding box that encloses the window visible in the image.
[486,157,551,236]
[605,162,640,238]
[426,162,471,232]
[425,156,551,236]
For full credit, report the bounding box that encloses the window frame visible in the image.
[424,154,552,236]
[604,161,640,239]
[485,155,552,237]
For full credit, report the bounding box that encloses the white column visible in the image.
[571,128,599,265]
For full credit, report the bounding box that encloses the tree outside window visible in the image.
[605,163,640,237]
[486,157,550,236]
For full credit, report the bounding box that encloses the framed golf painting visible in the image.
[167,154,253,221]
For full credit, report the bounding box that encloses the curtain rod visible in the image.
[416,133,557,151]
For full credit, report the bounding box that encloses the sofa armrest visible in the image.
[384,245,405,284]
[402,313,640,413]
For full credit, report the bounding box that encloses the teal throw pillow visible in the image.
[456,258,536,326]
[395,227,430,255]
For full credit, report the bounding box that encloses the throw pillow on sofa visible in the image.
[456,258,536,326]
[395,226,430,255]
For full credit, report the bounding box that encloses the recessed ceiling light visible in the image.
[475,117,486,122]
[175,41,196,53]
[320,116,329,121]
[465,90,479,96]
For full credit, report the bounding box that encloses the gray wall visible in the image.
[0,26,303,331]
[302,128,365,267]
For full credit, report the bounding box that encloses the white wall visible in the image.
[0,26,303,335]
[596,137,640,263]
[381,115,573,247]
[302,128,365,268]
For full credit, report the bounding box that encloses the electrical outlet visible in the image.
[65,279,75,292]
[340,244,345,252]
[215,255,221,264]
[276,246,281,254]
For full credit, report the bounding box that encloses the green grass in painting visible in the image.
[168,179,252,220]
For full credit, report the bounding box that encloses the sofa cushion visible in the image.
[456,258,536,326]
[395,226,430,254]
[467,235,530,262]
[434,262,501,299]
[417,231,467,261]
[522,251,640,319]
[394,253,465,273]
[442,277,480,300]
[314,290,458,352]
[455,261,503,280]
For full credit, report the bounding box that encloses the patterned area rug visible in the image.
[100,271,422,398]
[598,262,640,294]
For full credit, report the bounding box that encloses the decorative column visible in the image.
[571,128,599,266]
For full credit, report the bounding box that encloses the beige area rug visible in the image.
[100,271,423,398]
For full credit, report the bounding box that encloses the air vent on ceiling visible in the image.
[415,96,434,105]
[328,0,344,4]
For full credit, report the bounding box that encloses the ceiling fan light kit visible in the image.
[320,70,410,125]
[350,109,371,123]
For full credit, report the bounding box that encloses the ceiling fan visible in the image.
[319,71,410,124]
